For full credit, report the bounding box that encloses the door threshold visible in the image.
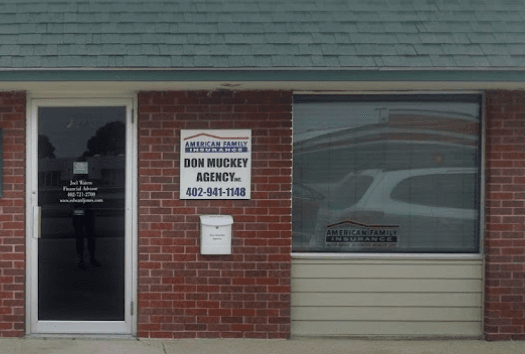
[26,334,136,340]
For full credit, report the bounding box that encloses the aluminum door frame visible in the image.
[26,97,137,335]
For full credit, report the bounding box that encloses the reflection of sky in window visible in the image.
[38,107,125,159]
[293,102,479,139]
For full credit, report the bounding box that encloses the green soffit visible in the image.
[0,69,525,82]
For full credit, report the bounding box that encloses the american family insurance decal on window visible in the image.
[324,220,398,249]
[180,130,251,199]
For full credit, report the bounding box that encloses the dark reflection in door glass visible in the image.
[38,107,126,321]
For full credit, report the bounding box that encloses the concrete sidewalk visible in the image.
[1,338,525,354]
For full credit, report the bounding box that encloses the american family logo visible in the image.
[325,220,399,244]
[184,133,250,153]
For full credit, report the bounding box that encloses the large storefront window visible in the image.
[292,95,481,253]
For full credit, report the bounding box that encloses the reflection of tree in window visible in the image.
[38,135,60,187]
[38,135,56,159]
[81,121,125,158]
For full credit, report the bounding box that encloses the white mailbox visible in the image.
[199,215,233,255]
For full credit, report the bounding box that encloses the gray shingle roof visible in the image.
[0,0,525,69]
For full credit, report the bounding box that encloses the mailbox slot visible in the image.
[199,215,233,255]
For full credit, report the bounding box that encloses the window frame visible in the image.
[291,93,484,255]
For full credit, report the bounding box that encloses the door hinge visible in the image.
[130,301,134,316]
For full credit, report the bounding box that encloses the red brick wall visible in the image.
[137,90,292,339]
[0,92,26,337]
[485,90,525,340]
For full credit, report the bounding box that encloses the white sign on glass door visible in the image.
[180,129,251,199]
[73,161,88,174]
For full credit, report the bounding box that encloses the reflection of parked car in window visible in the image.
[309,167,479,251]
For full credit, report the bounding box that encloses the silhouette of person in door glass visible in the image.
[71,162,101,270]
[73,207,101,269]
[70,120,126,270]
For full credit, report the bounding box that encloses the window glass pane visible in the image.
[292,96,481,253]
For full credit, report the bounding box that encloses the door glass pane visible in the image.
[38,107,126,321]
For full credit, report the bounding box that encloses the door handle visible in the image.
[33,206,41,239]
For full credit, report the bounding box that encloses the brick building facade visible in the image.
[136,91,292,338]
[0,0,524,341]
[484,91,525,341]
[0,92,26,337]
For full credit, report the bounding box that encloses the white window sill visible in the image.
[291,253,483,261]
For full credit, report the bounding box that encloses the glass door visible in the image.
[29,100,134,334]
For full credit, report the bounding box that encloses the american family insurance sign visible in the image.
[180,130,252,199]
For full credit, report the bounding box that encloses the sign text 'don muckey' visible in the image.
[180,130,251,199]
